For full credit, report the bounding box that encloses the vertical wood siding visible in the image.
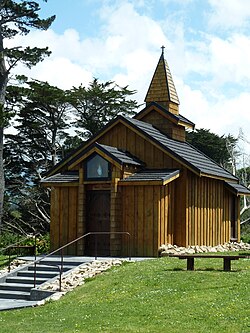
[50,186,78,254]
[121,183,175,257]
[186,172,235,246]
[98,123,182,169]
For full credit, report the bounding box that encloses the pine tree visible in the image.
[0,0,55,226]
[70,78,139,139]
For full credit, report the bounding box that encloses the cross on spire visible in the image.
[161,45,165,55]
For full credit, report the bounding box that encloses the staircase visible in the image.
[0,257,86,303]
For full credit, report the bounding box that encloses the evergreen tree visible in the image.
[4,78,70,234]
[0,0,55,226]
[186,128,238,172]
[70,78,139,139]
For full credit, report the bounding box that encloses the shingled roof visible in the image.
[120,169,180,184]
[41,171,79,184]
[44,114,239,183]
[67,142,144,170]
[145,48,179,106]
[97,143,143,167]
[122,116,238,181]
[225,182,250,196]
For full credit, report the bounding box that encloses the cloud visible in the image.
[179,80,250,157]
[208,0,250,30]
[3,0,250,155]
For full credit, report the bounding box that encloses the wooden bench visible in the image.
[168,254,249,271]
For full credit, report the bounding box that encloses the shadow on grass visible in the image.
[164,267,242,273]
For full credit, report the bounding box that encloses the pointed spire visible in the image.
[145,47,179,114]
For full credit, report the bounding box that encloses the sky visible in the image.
[7,0,250,163]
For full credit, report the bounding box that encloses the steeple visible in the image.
[145,47,180,115]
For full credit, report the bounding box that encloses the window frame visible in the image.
[84,153,111,181]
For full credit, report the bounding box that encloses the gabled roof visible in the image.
[119,169,180,186]
[68,142,144,170]
[123,117,237,181]
[97,144,143,167]
[45,115,238,182]
[145,50,179,106]
[134,102,195,129]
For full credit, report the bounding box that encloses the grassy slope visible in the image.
[0,257,249,333]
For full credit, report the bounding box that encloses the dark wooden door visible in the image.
[86,190,110,256]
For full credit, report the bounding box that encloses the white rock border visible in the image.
[159,241,250,256]
[36,259,129,306]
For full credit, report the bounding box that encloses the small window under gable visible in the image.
[85,153,111,180]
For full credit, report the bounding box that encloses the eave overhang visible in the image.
[225,181,250,196]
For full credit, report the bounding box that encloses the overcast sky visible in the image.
[8,0,250,161]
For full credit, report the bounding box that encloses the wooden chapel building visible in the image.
[42,49,250,257]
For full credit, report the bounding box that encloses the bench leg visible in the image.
[223,258,231,271]
[187,258,194,270]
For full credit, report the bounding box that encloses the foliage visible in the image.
[3,77,139,234]
[0,258,249,332]
[3,78,72,234]
[237,166,250,187]
[186,128,238,172]
[0,0,55,226]
[22,233,50,254]
[61,135,83,158]
[0,232,50,255]
[241,223,250,243]
[0,231,19,248]
[70,78,139,139]
[6,77,72,170]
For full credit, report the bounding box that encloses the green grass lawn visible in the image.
[0,255,11,269]
[0,256,249,333]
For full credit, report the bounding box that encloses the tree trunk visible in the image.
[0,29,8,229]
[0,125,4,228]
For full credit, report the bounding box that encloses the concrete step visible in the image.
[28,264,75,273]
[6,276,46,285]
[17,270,58,279]
[0,289,30,300]
[0,283,33,292]
[39,259,84,267]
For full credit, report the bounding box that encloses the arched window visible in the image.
[85,153,111,180]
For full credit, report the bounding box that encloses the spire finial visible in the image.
[161,45,165,55]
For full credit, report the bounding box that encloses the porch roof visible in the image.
[41,171,79,185]
[119,169,180,186]
[225,181,250,196]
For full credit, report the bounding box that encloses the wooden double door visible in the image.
[85,190,110,256]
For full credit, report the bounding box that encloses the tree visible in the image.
[7,78,72,172]
[186,128,238,172]
[70,78,140,139]
[0,0,55,227]
[4,78,70,233]
[4,77,140,233]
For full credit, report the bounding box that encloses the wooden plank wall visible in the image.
[98,123,182,169]
[121,183,175,257]
[110,166,122,256]
[140,110,186,142]
[50,186,78,254]
[186,172,234,246]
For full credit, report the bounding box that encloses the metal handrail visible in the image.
[32,231,131,291]
[0,234,38,272]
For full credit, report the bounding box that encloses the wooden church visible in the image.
[42,49,250,257]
